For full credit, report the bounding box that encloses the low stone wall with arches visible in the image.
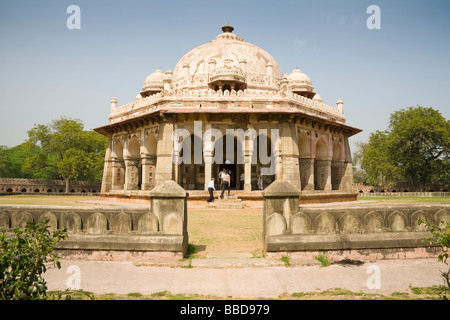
[0,181,189,259]
[263,180,449,257]
[0,178,101,194]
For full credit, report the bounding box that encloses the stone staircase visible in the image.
[207,194,246,209]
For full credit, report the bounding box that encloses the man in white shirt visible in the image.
[220,171,231,199]
[207,178,215,202]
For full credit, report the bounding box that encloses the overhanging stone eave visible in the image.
[94,109,164,136]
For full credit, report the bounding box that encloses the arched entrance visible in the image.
[178,134,205,190]
[251,133,276,190]
[212,134,245,190]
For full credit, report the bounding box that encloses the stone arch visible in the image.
[290,212,312,234]
[435,208,450,228]
[315,138,328,160]
[266,212,286,236]
[113,140,124,159]
[39,211,58,232]
[388,211,407,232]
[86,212,108,235]
[251,131,277,190]
[212,132,245,190]
[298,134,311,158]
[11,211,34,228]
[110,212,132,234]
[163,212,183,235]
[145,134,157,156]
[178,133,205,190]
[63,212,82,233]
[332,141,342,161]
[339,212,361,234]
[364,211,384,233]
[127,137,141,159]
[137,212,159,234]
[410,210,429,231]
[0,211,10,229]
[315,212,336,234]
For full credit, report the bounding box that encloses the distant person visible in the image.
[240,172,244,190]
[219,168,227,189]
[207,178,215,202]
[257,173,263,190]
[220,170,231,199]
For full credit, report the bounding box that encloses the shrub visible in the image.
[0,221,67,300]
[418,218,450,288]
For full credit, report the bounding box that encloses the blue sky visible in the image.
[0,0,449,150]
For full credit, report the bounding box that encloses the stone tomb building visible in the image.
[94,25,361,202]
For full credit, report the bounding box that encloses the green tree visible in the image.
[388,106,450,188]
[24,117,107,191]
[360,106,449,188]
[0,144,44,178]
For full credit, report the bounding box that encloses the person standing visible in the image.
[219,168,226,189]
[240,172,244,190]
[220,170,231,199]
[257,173,264,190]
[207,178,215,202]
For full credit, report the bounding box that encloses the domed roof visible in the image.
[312,93,323,103]
[142,69,165,92]
[287,69,312,85]
[172,25,282,90]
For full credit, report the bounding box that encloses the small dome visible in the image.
[313,93,323,103]
[287,69,312,85]
[287,69,315,99]
[141,69,165,96]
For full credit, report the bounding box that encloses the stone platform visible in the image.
[100,190,358,208]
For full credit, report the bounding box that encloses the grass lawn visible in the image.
[48,285,449,300]
[0,194,101,206]
[187,207,264,257]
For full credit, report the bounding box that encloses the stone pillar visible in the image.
[262,180,300,252]
[155,117,174,185]
[338,137,356,193]
[141,156,156,190]
[111,159,125,190]
[299,158,314,191]
[279,120,301,189]
[315,160,332,191]
[149,180,189,255]
[244,135,254,192]
[204,151,213,191]
[331,160,345,190]
[101,137,113,193]
[124,158,139,191]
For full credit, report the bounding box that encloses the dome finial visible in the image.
[222,24,234,33]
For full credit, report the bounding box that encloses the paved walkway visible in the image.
[44,256,446,298]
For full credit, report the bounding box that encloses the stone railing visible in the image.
[0,181,189,258]
[263,180,449,253]
[109,88,345,124]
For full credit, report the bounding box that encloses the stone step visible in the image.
[215,197,242,202]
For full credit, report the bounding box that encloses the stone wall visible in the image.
[0,181,189,258]
[0,178,101,194]
[354,182,449,193]
[263,180,449,254]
